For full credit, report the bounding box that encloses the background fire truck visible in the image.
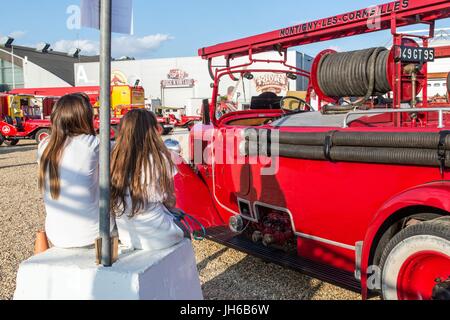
[10,85,174,134]
[155,106,201,130]
[0,85,175,146]
[0,93,56,146]
[9,85,145,117]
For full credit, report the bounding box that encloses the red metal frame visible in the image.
[435,45,450,58]
[210,68,310,126]
[201,0,450,127]
[199,0,450,60]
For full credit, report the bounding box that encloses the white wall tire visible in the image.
[380,218,450,300]
[35,129,50,144]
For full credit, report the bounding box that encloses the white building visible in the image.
[426,37,450,97]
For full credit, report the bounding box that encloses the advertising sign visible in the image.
[161,69,196,88]
[81,0,133,34]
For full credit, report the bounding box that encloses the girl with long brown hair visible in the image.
[111,109,184,250]
[38,93,100,248]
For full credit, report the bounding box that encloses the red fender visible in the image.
[174,157,224,229]
[0,122,17,137]
[360,181,450,298]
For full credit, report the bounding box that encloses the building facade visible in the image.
[0,44,98,92]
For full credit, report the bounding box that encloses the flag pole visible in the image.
[99,0,112,267]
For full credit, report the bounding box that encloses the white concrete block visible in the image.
[14,239,203,300]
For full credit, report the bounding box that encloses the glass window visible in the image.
[0,54,25,90]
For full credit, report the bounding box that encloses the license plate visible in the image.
[399,46,435,63]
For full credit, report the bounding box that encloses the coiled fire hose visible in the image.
[169,209,206,241]
[317,47,391,114]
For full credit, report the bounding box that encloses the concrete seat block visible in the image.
[14,239,203,300]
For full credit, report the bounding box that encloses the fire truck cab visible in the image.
[0,94,52,146]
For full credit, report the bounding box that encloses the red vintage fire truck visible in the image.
[0,93,58,146]
[173,0,450,300]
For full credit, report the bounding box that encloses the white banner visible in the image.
[81,0,133,35]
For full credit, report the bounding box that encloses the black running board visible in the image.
[206,226,361,293]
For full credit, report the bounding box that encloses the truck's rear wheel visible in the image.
[4,139,19,146]
[380,218,450,300]
[35,129,51,144]
[0,134,4,146]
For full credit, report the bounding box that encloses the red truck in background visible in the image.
[1,85,175,146]
[0,93,119,146]
[9,85,174,133]
[155,106,200,131]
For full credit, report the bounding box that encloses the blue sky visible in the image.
[0,0,449,59]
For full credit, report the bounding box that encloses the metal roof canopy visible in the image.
[199,0,450,60]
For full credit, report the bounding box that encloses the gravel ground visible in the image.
[0,134,360,300]
[0,141,45,300]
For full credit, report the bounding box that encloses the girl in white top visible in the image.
[110,109,184,250]
[38,94,99,248]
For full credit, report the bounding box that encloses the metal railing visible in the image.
[343,108,450,129]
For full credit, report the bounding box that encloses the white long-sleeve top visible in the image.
[38,134,100,249]
[115,154,184,251]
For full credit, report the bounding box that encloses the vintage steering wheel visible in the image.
[279,96,315,112]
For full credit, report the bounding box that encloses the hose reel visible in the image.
[310,39,426,107]
[317,47,391,100]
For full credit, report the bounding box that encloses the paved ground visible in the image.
[0,132,360,300]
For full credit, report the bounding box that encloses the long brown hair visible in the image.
[38,94,96,199]
[111,109,176,217]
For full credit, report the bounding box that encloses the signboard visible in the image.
[111,70,128,85]
[81,0,133,35]
[161,69,195,88]
[399,46,435,63]
[255,73,288,94]
[279,0,410,38]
